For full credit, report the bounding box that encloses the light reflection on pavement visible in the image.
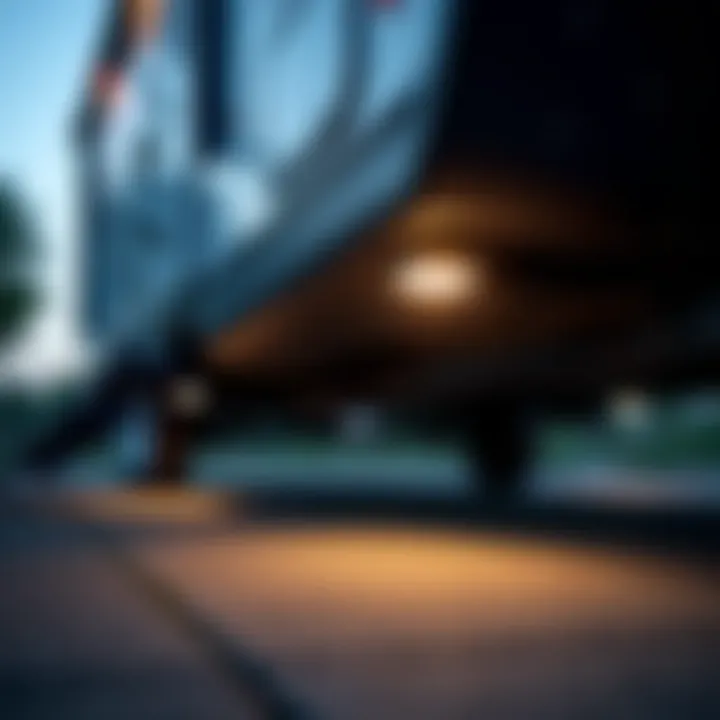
[24,484,720,720]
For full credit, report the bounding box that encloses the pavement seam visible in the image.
[106,539,313,720]
[33,501,315,720]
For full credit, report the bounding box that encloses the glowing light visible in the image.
[392,254,481,307]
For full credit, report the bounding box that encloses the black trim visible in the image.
[194,0,232,156]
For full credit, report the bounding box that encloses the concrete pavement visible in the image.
[39,487,720,720]
[0,496,258,720]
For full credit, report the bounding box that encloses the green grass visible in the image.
[541,422,720,470]
[199,436,460,461]
[182,418,720,472]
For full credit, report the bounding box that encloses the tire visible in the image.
[465,403,533,503]
[148,415,192,485]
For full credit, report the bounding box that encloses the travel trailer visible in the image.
[27,0,720,498]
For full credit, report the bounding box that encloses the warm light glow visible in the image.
[61,490,231,525]
[392,254,481,307]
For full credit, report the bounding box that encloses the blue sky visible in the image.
[0,0,449,387]
[0,0,108,385]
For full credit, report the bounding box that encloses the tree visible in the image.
[0,182,39,345]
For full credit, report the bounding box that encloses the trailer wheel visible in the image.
[465,403,533,503]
